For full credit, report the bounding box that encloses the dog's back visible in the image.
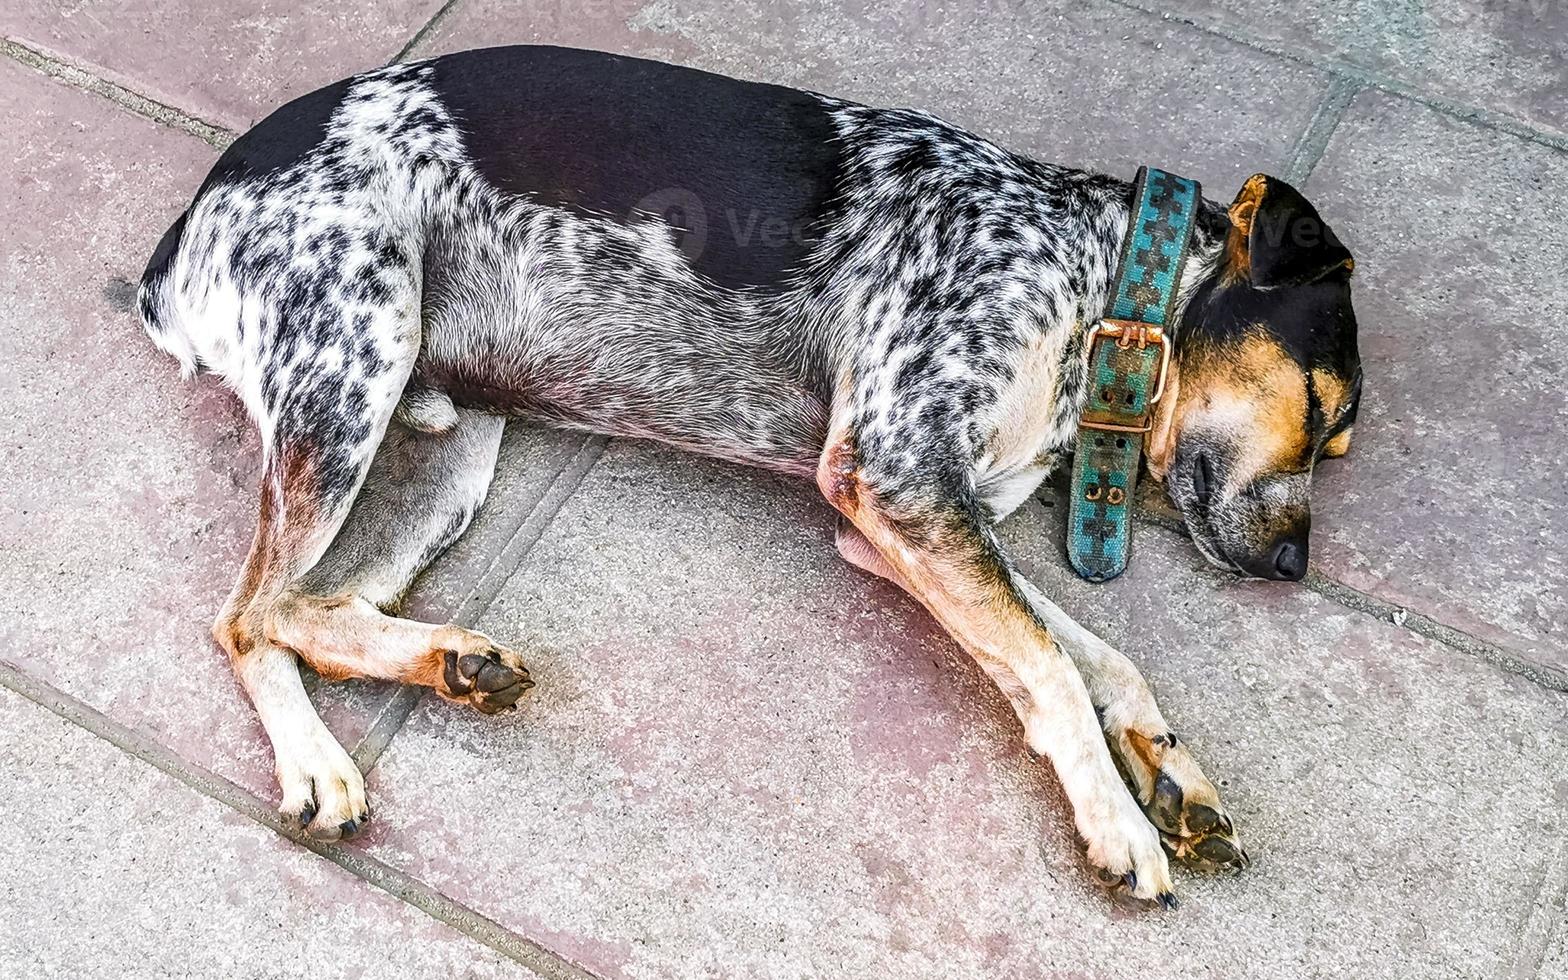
[424,45,845,291]
[138,46,878,471]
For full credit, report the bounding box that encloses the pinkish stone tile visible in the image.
[0,687,533,979]
[1152,0,1568,138]
[361,442,1568,978]
[2,0,446,130]
[410,0,697,62]
[403,426,601,626]
[0,59,394,794]
[1303,92,1568,670]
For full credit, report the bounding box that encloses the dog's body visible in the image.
[141,46,1361,906]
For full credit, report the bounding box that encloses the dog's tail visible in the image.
[137,209,201,377]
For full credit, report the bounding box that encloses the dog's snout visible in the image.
[1269,537,1308,581]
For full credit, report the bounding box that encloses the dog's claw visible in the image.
[1091,846,1179,915]
[1185,803,1223,834]
[1095,863,1179,912]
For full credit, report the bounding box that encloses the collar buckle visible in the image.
[1083,318,1173,413]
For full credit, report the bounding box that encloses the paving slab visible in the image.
[1146,0,1568,137]
[1301,90,1568,672]
[1545,916,1568,980]
[0,60,586,803]
[1,0,446,131]
[360,441,1568,979]
[0,686,533,979]
[415,0,1331,196]
[0,59,359,797]
[412,0,698,65]
[404,427,602,627]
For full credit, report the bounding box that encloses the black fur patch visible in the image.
[139,210,189,319]
[203,78,354,189]
[430,45,845,290]
[1181,274,1359,376]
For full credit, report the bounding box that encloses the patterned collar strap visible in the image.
[1066,166,1200,582]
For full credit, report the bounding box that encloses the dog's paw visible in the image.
[1081,793,1179,910]
[1120,730,1249,873]
[276,735,370,841]
[432,630,534,714]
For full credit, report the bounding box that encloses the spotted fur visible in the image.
[139,46,1361,903]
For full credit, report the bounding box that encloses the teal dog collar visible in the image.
[1066,167,1200,582]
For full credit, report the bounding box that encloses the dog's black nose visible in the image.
[1269,537,1308,581]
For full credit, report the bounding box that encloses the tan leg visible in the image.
[839,508,1247,872]
[1010,576,1248,871]
[819,437,1175,907]
[213,297,422,839]
[271,409,531,713]
[268,593,531,713]
[214,441,381,841]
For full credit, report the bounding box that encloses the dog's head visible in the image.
[1147,174,1360,580]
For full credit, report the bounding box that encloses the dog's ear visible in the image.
[1226,174,1353,288]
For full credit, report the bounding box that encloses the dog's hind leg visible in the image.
[267,407,534,714]
[213,293,422,839]
[298,403,503,612]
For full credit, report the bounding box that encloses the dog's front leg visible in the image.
[1009,575,1249,872]
[819,437,1175,907]
[841,509,1249,873]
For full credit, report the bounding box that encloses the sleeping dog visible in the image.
[138,45,1360,908]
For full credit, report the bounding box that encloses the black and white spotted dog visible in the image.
[139,46,1361,908]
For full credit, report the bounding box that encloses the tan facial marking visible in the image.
[1231,336,1311,477]
[1322,427,1353,458]
[1165,330,1311,487]
[1310,368,1350,421]
[1310,366,1356,458]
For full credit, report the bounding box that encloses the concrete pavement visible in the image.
[1,1,1564,977]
